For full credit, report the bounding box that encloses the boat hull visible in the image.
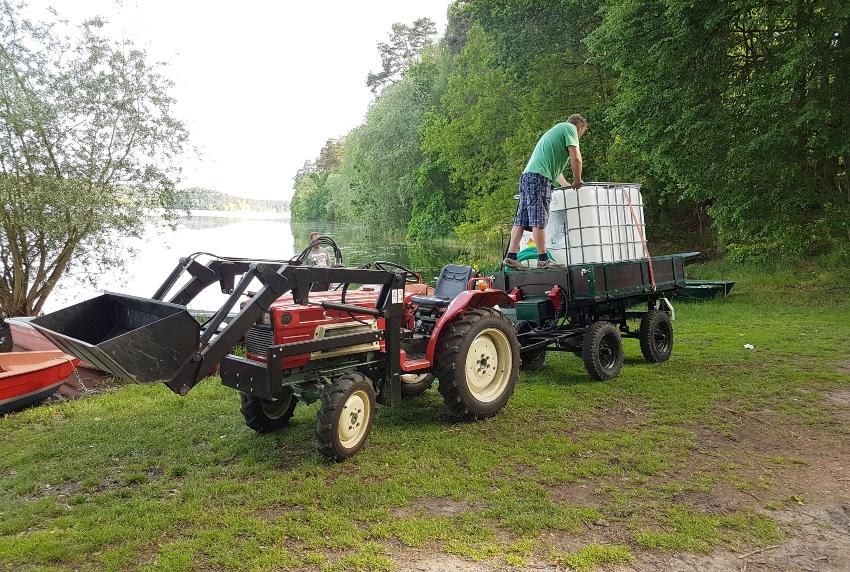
[7,317,98,369]
[0,351,80,414]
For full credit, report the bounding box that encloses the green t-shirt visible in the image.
[523,122,580,183]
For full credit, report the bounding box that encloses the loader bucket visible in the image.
[31,293,200,384]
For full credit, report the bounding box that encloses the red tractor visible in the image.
[32,237,692,461]
[32,241,521,460]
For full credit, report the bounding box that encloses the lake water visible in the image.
[45,211,505,313]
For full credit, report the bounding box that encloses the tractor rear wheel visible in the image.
[581,321,624,381]
[639,310,673,363]
[400,373,434,396]
[315,373,376,461]
[435,307,520,420]
[240,388,297,433]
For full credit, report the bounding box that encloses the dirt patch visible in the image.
[254,505,295,521]
[46,366,116,403]
[674,482,763,515]
[629,504,850,571]
[398,553,504,572]
[836,360,850,375]
[825,389,850,424]
[577,406,647,434]
[548,482,603,506]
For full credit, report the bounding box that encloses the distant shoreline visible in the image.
[186,209,291,220]
[146,208,291,220]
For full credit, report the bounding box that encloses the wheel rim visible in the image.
[464,328,512,402]
[599,333,619,369]
[654,322,671,353]
[338,389,371,448]
[260,396,291,420]
[400,373,430,385]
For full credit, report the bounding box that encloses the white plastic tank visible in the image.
[544,183,646,265]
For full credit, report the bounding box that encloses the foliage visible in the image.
[0,2,187,321]
[366,18,437,95]
[176,189,288,212]
[291,1,850,256]
[590,0,850,245]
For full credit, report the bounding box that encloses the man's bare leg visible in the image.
[507,225,525,254]
[531,227,546,255]
[503,225,529,270]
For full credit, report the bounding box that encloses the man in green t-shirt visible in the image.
[503,114,587,270]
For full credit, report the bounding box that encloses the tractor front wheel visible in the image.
[435,307,520,420]
[315,373,376,461]
[639,310,673,363]
[240,389,297,433]
[400,373,434,396]
[582,321,624,381]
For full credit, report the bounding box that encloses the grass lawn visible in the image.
[2,259,849,571]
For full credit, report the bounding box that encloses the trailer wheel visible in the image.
[400,373,434,396]
[582,321,624,381]
[315,373,376,461]
[639,310,673,363]
[520,349,547,371]
[240,389,297,433]
[435,307,520,420]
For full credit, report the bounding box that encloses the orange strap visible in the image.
[624,187,656,290]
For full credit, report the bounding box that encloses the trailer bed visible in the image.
[494,253,696,308]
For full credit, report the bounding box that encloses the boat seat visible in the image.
[411,265,474,308]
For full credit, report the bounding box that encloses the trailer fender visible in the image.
[425,289,515,362]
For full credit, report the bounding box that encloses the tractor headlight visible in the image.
[259,311,271,326]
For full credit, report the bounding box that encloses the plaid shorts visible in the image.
[514,172,552,230]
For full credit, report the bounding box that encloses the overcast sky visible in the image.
[33,1,451,201]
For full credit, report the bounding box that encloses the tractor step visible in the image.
[401,352,430,372]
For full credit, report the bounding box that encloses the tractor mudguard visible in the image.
[425,289,515,362]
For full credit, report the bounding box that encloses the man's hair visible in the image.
[309,231,320,239]
[567,114,587,127]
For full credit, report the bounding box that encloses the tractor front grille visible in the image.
[245,325,274,357]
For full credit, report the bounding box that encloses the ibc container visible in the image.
[545,183,647,266]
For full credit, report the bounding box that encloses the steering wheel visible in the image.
[373,261,422,284]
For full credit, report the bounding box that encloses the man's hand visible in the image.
[556,174,569,188]
[571,179,585,189]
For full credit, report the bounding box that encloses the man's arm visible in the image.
[556,173,569,188]
[568,145,583,189]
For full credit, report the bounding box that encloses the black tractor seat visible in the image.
[411,264,474,308]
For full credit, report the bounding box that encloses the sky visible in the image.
[32,0,452,201]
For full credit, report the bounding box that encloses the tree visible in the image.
[0,2,188,331]
[590,0,850,248]
[366,18,437,95]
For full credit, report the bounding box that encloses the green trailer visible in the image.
[492,252,696,380]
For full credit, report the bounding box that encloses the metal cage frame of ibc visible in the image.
[545,182,647,266]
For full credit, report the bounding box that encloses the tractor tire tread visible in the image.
[240,390,297,433]
[639,309,673,363]
[435,307,519,420]
[581,321,624,381]
[314,372,375,462]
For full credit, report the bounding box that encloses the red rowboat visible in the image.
[0,350,80,414]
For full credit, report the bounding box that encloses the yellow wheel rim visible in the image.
[260,397,291,420]
[338,389,370,448]
[464,328,512,402]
